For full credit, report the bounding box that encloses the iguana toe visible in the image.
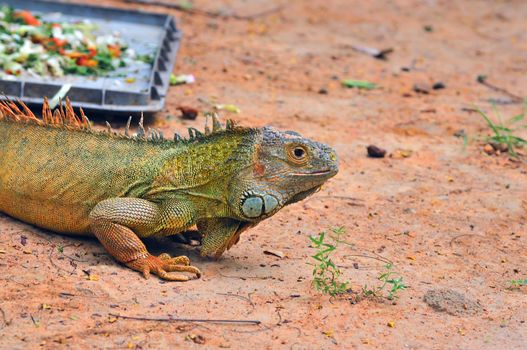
[127,254,200,281]
[158,253,190,266]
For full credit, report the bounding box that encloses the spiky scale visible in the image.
[212,114,222,132]
[80,108,91,130]
[106,121,113,134]
[138,115,145,138]
[187,127,203,140]
[125,116,132,137]
[193,128,204,138]
[148,129,165,141]
[204,115,211,135]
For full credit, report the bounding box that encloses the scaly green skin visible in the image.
[0,102,338,281]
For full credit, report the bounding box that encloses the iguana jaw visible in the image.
[291,169,336,176]
[286,185,322,205]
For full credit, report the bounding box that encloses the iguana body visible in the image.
[0,100,338,281]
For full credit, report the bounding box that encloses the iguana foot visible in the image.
[127,253,201,281]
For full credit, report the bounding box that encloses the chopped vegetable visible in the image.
[215,104,241,114]
[14,10,40,26]
[341,79,376,90]
[0,5,154,77]
[170,73,195,85]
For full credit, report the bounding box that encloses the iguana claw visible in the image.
[126,253,201,281]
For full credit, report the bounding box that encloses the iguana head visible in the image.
[229,126,338,222]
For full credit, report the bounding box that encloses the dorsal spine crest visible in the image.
[0,99,253,145]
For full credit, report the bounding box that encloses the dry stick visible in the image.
[342,253,392,265]
[305,195,365,206]
[123,0,284,20]
[48,244,77,276]
[449,233,486,248]
[216,293,256,314]
[219,272,271,280]
[109,313,260,325]
[0,307,11,329]
[477,76,524,103]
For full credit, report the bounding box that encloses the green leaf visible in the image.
[507,114,524,125]
[341,79,376,90]
[476,108,501,137]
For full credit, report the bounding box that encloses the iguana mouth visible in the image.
[293,169,333,176]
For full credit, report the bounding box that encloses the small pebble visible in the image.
[367,145,387,158]
[177,106,199,120]
[413,83,430,94]
[432,82,446,90]
[483,144,494,155]
[490,142,508,152]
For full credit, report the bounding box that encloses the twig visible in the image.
[306,195,365,206]
[218,272,271,280]
[477,76,524,103]
[109,313,260,325]
[123,0,284,20]
[461,107,479,113]
[0,307,11,329]
[449,233,486,248]
[275,309,282,326]
[30,314,39,327]
[343,253,392,265]
[48,244,77,276]
[216,293,255,314]
[350,45,393,60]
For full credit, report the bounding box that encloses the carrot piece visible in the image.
[14,10,41,26]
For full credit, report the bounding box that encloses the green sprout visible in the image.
[477,106,526,157]
[309,227,350,297]
[509,278,527,289]
[362,263,407,300]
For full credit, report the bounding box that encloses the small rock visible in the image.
[490,142,508,152]
[177,106,199,120]
[263,249,285,259]
[453,129,466,138]
[367,145,387,158]
[483,144,494,155]
[420,108,436,113]
[413,83,430,94]
[432,82,446,90]
[318,87,328,95]
[186,334,206,344]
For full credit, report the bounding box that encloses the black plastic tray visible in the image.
[0,0,181,113]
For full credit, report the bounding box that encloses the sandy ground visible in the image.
[1,0,526,349]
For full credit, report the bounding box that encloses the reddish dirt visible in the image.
[1,0,526,349]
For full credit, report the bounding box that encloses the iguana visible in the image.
[0,99,338,281]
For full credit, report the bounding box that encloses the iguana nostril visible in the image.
[242,196,264,218]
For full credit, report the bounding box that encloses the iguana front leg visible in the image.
[198,218,256,258]
[89,198,201,281]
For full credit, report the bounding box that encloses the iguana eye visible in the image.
[294,147,305,158]
[287,144,308,164]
